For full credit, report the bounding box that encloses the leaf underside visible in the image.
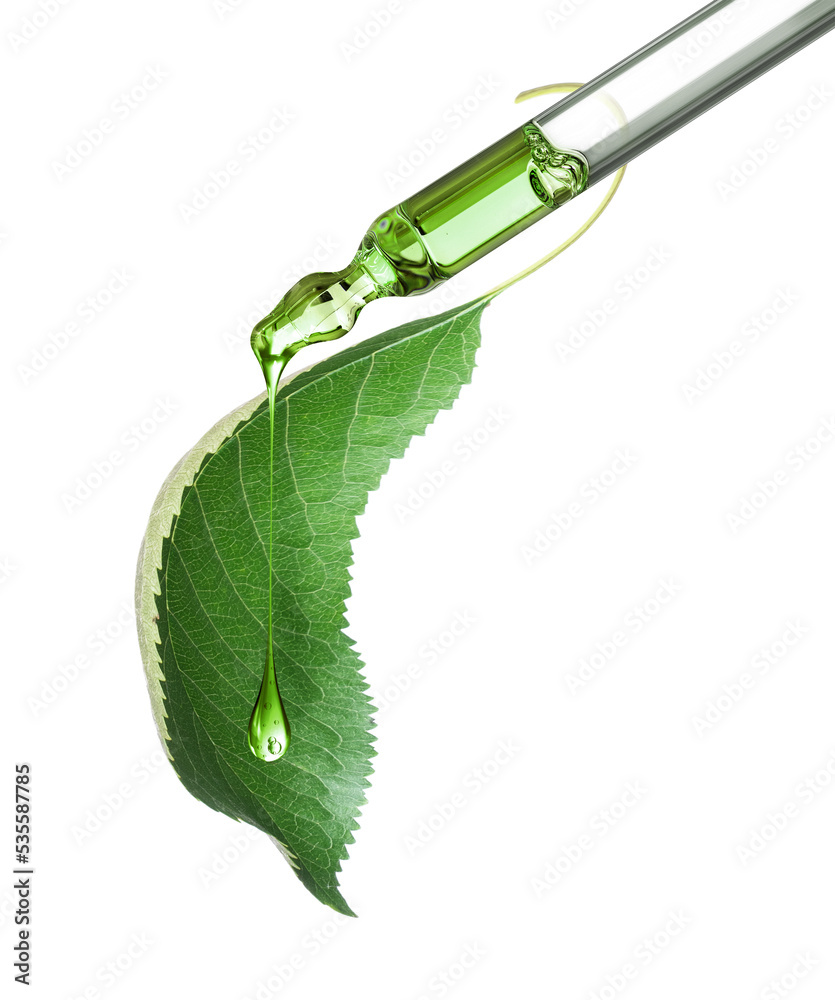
[135,297,488,914]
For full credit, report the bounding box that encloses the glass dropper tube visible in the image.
[252,0,835,384]
[537,0,835,185]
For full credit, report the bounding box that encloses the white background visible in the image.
[3,0,835,997]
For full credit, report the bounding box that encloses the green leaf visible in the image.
[135,296,489,914]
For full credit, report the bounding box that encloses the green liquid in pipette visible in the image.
[247,123,588,762]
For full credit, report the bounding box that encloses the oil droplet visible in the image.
[248,645,290,762]
[246,364,292,763]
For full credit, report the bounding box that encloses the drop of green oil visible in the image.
[246,123,588,761]
[248,646,290,761]
[246,362,292,762]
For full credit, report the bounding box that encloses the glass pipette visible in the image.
[252,0,835,387]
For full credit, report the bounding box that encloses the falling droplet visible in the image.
[248,645,291,762]
[246,358,292,763]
